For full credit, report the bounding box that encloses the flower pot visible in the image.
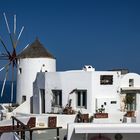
[126,111,135,117]
[94,113,108,118]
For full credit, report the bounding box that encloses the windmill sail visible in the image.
[0,36,11,57]
[0,63,10,72]
[3,13,15,49]
[1,65,9,97]
[0,13,24,103]
[14,15,16,35]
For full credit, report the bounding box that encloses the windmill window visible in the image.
[19,68,22,74]
[22,95,26,102]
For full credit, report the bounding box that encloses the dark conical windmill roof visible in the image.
[18,38,55,59]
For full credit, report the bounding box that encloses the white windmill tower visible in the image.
[16,38,56,105]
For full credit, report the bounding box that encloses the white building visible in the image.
[5,39,140,140]
[30,64,140,140]
[16,38,56,105]
[33,66,140,117]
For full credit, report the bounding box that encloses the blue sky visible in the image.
[0,0,140,74]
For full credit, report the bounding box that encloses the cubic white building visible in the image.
[33,66,140,119]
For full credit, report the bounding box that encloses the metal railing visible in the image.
[11,116,62,140]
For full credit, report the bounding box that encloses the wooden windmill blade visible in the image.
[3,13,15,49]
[1,64,10,97]
[0,54,9,60]
[16,26,24,48]
[0,36,11,57]
[14,14,16,35]
[0,62,11,72]
[10,64,16,102]
[0,13,25,103]
[3,13,16,102]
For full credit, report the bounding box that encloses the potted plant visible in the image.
[124,94,135,117]
[63,99,75,114]
[94,105,108,118]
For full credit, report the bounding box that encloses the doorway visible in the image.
[40,89,45,113]
[125,93,136,111]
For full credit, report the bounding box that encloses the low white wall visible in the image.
[13,113,76,129]
[67,123,140,140]
[36,114,76,129]
[13,99,30,114]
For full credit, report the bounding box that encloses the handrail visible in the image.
[11,116,62,140]
[12,116,29,130]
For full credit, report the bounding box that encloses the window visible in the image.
[52,90,62,107]
[22,95,26,102]
[111,101,117,104]
[76,90,87,108]
[19,68,22,74]
[100,75,113,85]
[129,79,134,87]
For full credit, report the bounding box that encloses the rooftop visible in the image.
[17,38,55,59]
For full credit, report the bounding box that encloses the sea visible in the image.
[0,81,16,103]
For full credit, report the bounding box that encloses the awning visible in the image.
[74,123,140,133]
[121,87,140,93]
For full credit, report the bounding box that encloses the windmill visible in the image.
[0,13,24,103]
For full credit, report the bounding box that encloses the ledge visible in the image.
[74,123,140,133]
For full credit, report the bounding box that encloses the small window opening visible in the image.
[52,90,62,107]
[111,101,117,104]
[76,90,87,109]
[129,79,134,87]
[19,68,22,74]
[22,95,26,103]
[100,75,113,85]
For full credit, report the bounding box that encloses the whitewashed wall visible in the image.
[92,71,121,113]
[33,73,45,114]
[33,69,140,115]
[33,70,122,115]
[121,73,140,87]
[16,58,56,105]
[44,70,93,114]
